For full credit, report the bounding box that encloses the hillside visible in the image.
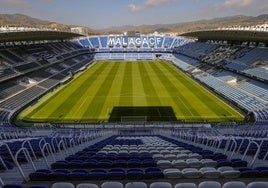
[0,13,267,35]
[98,15,268,34]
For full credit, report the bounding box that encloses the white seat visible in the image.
[52,182,75,188]
[150,182,172,188]
[165,154,177,161]
[188,153,202,160]
[76,183,99,188]
[160,150,170,155]
[153,154,165,160]
[125,182,148,188]
[176,154,189,160]
[163,168,183,178]
[201,159,217,167]
[198,181,221,188]
[149,150,159,155]
[101,182,123,188]
[174,183,197,188]
[182,168,203,179]
[172,160,187,169]
[118,150,128,154]
[222,181,246,188]
[186,159,203,168]
[157,160,172,168]
[200,167,221,178]
[180,150,192,154]
[218,166,240,178]
[170,150,181,155]
[246,182,268,188]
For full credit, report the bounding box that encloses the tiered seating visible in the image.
[0,86,45,110]
[174,42,218,59]
[14,62,40,72]
[236,47,268,63]
[238,82,268,101]
[244,68,268,81]
[0,81,26,100]
[0,50,24,64]
[0,110,9,122]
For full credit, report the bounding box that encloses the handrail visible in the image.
[249,139,265,168]
[38,138,46,152]
[224,136,232,154]
[41,143,56,168]
[69,138,76,154]
[14,147,36,181]
[229,137,238,159]
[22,139,37,160]
[0,143,16,164]
[0,177,4,187]
[58,139,68,157]
[51,136,60,153]
[0,155,8,170]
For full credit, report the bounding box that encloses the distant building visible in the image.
[71,27,88,35]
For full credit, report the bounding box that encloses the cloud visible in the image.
[0,0,30,7]
[128,0,176,12]
[217,0,256,9]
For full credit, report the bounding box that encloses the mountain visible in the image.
[98,14,268,34]
[0,14,267,35]
[0,14,71,30]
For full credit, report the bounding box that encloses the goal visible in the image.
[121,116,147,123]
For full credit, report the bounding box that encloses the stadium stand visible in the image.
[0,30,268,188]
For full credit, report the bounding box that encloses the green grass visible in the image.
[17,61,245,123]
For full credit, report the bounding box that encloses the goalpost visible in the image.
[121,116,147,123]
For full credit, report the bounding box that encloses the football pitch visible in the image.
[17,61,244,123]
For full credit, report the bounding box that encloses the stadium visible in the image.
[0,2,268,188]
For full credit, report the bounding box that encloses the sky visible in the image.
[0,0,267,29]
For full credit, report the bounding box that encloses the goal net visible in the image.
[121,116,147,123]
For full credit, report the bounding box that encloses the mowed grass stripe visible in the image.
[157,62,202,117]
[18,61,245,123]
[119,62,133,106]
[25,63,105,121]
[132,62,148,106]
[46,62,110,122]
[99,62,126,119]
[82,62,120,121]
[158,62,218,119]
[138,62,162,106]
[151,62,200,118]
[144,62,186,117]
[163,62,239,119]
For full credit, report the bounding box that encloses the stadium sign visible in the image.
[107,36,163,47]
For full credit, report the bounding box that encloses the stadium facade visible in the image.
[0,28,268,187]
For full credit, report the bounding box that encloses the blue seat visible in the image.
[113,160,127,168]
[84,160,98,168]
[128,159,142,168]
[107,168,126,180]
[49,169,70,181]
[98,160,113,168]
[89,169,107,180]
[254,166,268,171]
[29,172,49,181]
[142,159,157,167]
[239,170,259,178]
[69,169,89,180]
[28,186,49,188]
[217,160,232,167]
[127,169,145,180]
[145,167,164,179]
[232,160,248,167]
[2,184,26,188]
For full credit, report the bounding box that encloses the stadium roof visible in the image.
[0,30,84,43]
[180,29,268,44]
